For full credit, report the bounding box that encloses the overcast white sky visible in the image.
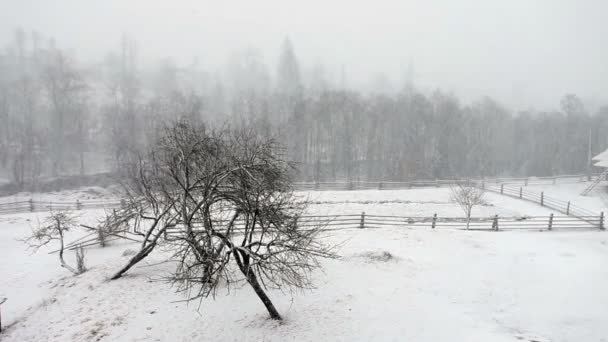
[2,0,607,111]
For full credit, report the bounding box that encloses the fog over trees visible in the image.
[1,29,608,188]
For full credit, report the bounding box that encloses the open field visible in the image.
[1,185,607,341]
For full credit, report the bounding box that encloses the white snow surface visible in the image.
[0,186,607,341]
[0,186,117,204]
[525,182,608,214]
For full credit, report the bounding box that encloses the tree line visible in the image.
[1,28,607,188]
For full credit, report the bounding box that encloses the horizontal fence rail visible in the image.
[0,172,604,221]
[293,172,604,191]
[0,199,122,215]
[59,211,605,252]
[484,184,601,223]
[163,212,604,239]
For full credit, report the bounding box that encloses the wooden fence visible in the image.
[484,184,601,222]
[56,211,605,255]
[0,172,603,218]
[0,199,122,215]
[293,172,602,191]
[163,212,605,239]
[55,210,606,254]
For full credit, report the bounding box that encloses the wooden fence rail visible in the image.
[292,172,603,191]
[0,172,603,217]
[0,199,122,215]
[55,211,605,256]
[484,184,600,223]
[163,212,605,239]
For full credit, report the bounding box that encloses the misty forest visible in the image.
[2,30,607,189]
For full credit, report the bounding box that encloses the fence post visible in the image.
[481,179,485,190]
[519,187,523,199]
[435,179,440,188]
[76,200,82,210]
[360,212,365,229]
[378,182,383,190]
[29,198,34,212]
[431,213,437,229]
[500,184,504,194]
[314,182,319,190]
[600,212,605,230]
[540,192,544,206]
[566,201,570,215]
[548,213,553,231]
[525,178,528,186]
[492,215,499,231]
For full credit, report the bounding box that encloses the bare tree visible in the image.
[450,183,485,230]
[108,119,335,320]
[23,210,85,274]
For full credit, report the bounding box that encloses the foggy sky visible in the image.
[2,0,607,111]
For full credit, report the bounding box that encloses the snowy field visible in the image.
[1,186,607,341]
[0,186,118,204]
[524,182,608,214]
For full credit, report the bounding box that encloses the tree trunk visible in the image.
[58,223,65,265]
[110,243,155,280]
[79,149,85,176]
[111,223,170,280]
[234,250,282,320]
[57,225,77,274]
[246,269,282,320]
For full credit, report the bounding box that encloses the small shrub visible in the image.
[353,250,397,263]
[121,248,137,257]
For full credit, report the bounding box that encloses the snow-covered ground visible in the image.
[524,182,608,214]
[0,186,117,205]
[302,187,565,218]
[1,186,607,341]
